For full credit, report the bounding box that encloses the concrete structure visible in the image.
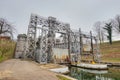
[77,63,108,70]
[15,34,27,58]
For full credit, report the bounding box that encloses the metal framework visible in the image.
[25,14,71,63]
[24,13,100,64]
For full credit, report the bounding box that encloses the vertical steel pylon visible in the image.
[38,27,48,63]
[25,14,37,59]
[47,17,56,62]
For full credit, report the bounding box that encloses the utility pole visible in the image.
[67,25,71,64]
[79,28,82,63]
[90,31,94,62]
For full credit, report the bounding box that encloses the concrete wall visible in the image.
[15,34,27,58]
[52,48,69,63]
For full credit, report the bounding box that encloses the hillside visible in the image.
[100,40,120,63]
[0,39,120,63]
[0,39,16,62]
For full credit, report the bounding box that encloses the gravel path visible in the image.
[0,59,58,80]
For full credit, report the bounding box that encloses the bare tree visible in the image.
[93,21,105,44]
[113,15,120,33]
[0,18,16,38]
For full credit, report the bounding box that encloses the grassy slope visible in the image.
[0,39,16,62]
[100,40,120,62]
[0,39,119,63]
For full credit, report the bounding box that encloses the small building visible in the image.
[15,34,27,58]
[0,36,11,40]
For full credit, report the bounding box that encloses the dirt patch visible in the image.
[0,70,13,79]
[39,63,66,69]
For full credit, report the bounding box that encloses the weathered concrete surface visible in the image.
[0,59,58,80]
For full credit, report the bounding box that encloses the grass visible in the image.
[100,40,120,62]
[81,40,120,63]
[100,41,120,54]
[0,39,16,62]
[56,75,71,80]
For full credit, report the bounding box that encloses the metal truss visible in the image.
[26,14,70,63]
[25,13,100,64]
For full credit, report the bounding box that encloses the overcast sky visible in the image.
[0,0,120,39]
